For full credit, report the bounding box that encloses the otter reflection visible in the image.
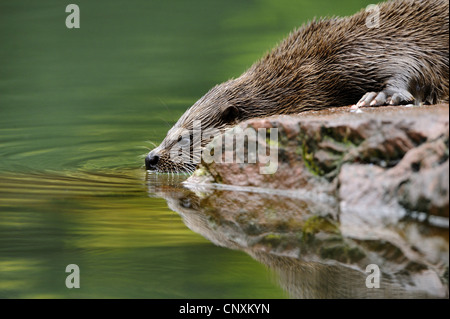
[146,173,448,298]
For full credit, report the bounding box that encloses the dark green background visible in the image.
[0,0,373,298]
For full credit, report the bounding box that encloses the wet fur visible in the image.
[147,0,449,173]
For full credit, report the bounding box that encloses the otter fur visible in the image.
[145,0,449,173]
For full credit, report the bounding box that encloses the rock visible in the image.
[177,104,449,298]
[190,104,449,220]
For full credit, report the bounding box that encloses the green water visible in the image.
[1,0,374,298]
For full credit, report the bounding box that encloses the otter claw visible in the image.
[389,93,402,105]
[357,90,410,107]
[370,92,387,106]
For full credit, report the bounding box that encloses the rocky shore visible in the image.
[190,104,449,219]
[177,104,449,298]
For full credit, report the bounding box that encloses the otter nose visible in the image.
[145,151,159,170]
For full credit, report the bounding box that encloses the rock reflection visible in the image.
[146,173,449,298]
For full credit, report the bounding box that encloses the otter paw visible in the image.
[355,91,387,107]
[353,91,411,108]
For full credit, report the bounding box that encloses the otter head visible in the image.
[145,80,245,174]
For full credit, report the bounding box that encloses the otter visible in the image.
[145,0,449,173]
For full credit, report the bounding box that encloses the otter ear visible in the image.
[221,105,240,123]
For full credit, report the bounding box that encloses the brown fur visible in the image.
[146,0,449,173]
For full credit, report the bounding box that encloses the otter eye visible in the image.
[177,136,190,147]
[180,198,191,208]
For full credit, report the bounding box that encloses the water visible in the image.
[0,0,401,298]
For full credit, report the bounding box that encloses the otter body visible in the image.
[146,0,449,173]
